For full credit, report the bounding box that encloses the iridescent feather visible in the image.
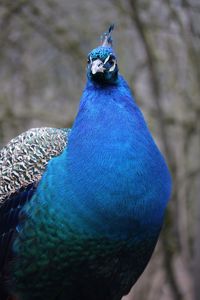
[0,25,171,300]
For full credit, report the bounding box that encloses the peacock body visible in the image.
[0,26,172,300]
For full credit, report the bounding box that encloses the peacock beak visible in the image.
[91,59,106,74]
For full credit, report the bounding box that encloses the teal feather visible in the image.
[0,26,172,300]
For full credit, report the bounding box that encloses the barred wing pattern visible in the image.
[0,127,70,299]
[0,127,70,204]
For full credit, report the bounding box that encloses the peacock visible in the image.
[0,25,172,300]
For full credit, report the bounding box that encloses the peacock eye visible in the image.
[109,55,115,60]
[104,54,115,67]
[110,55,116,63]
[87,58,90,64]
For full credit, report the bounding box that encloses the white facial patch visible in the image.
[103,55,111,65]
[109,59,116,72]
[103,55,117,72]
[90,55,117,74]
[91,59,105,74]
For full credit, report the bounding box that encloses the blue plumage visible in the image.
[0,26,172,300]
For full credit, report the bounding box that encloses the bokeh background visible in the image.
[0,1,199,299]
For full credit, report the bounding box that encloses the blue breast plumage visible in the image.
[0,25,172,300]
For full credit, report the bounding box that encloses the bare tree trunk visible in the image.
[193,120,200,300]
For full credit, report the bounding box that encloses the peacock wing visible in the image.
[0,127,70,204]
[0,127,70,292]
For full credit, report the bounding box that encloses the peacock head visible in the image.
[87,25,118,85]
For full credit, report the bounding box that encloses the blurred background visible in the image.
[0,1,199,299]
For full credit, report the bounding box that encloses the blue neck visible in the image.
[39,76,171,240]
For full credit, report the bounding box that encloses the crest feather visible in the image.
[101,24,114,47]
